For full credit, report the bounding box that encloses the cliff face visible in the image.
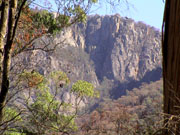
[64,14,162,83]
[12,14,162,99]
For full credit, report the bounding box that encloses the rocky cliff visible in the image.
[58,14,162,98]
[71,14,161,81]
[12,14,162,99]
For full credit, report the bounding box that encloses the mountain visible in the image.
[57,14,162,98]
[12,14,162,100]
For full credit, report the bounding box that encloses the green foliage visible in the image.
[50,71,70,85]
[17,71,77,134]
[4,131,25,135]
[4,107,21,121]
[92,0,98,3]
[18,70,44,88]
[31,0,98,34]
[6,70,97,134]
[27,88,77,134]
[67,6,87,23]
[71,80,95,97]
[2,107,24,135]
[32,10,60,34]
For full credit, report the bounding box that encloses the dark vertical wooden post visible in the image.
[162,0,180,134]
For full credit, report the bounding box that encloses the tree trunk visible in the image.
[162,0,180,134]
[0,0,17,123]
[0,1,8,77]
[0,0,9,123]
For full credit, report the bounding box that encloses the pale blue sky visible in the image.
[90,0,165,30]
[33,0,165,30]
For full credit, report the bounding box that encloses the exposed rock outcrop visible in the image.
[69,15,162,83]
[12,14,162,100]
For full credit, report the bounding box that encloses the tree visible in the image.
[162,0,180,134]
[0,71,98,134]
[77,80,163,135]
[0,0,98,126]
[0,0,131,134]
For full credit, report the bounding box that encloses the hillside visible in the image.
[12,14,162,100]
[77,79,163,135]
[5,14,164,135]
